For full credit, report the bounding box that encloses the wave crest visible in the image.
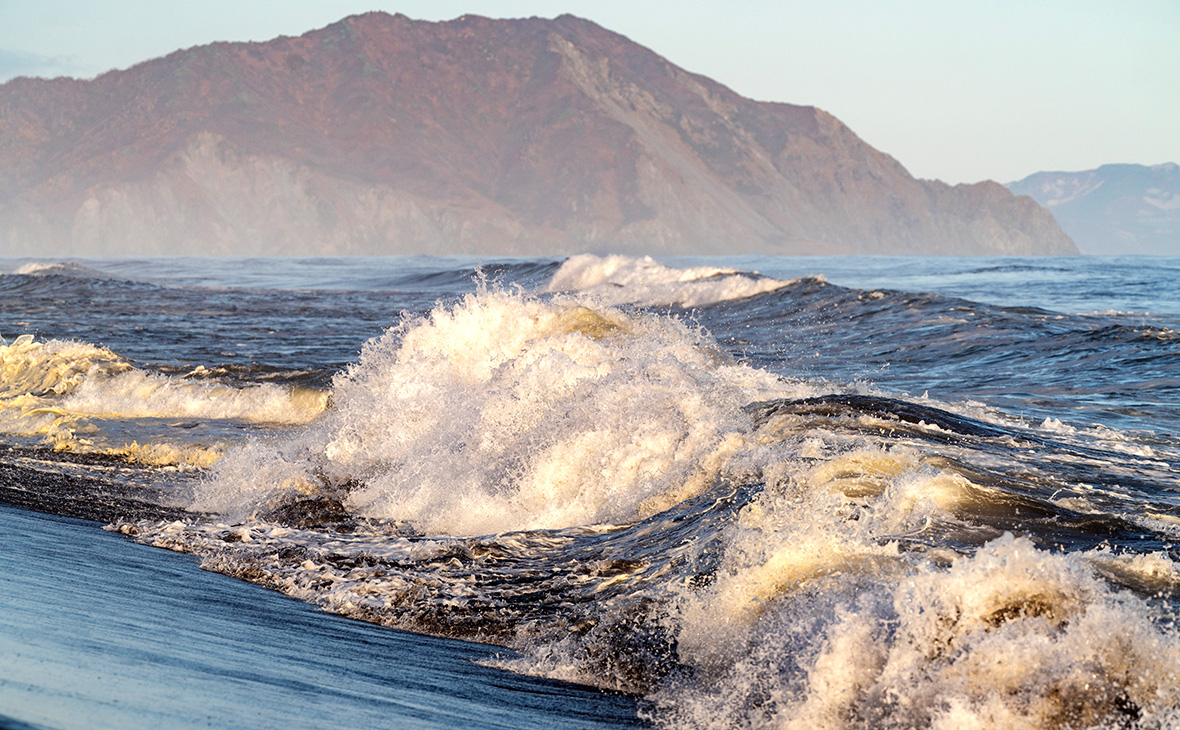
[546,254,798,307]
[196,288,808,533]
[0,335,327,463]
[10,261,114,279]
[0,335,132,399]
[658,533,1180,730]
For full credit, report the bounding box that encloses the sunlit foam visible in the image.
[0,335,131,400]
[106,440,225,469]
[0,335,326,464]
[61,370,326,424]
[11,261,110,278]
[1085,548,1180,594]
[195,288,811,533]
[546,254,798,307]
[659,534,1180,730]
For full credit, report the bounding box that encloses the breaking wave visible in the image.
[0,334,327,464]
[10,260,115,279]
[116,265,1180,729]
[546,254,800,307]
[193,288,810,532]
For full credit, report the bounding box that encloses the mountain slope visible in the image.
[1008,163,1178,255]
[0,12,1076,255]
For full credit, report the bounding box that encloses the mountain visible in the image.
[0,12,1076,256]
[1007,163,1178,255]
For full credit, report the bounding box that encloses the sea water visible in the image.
[1,254,1178,729]
[0,504,641,730]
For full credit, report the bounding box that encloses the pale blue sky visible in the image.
[1,0,1176,185]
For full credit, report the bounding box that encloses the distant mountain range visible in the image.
[1008,163,1179,255]
[1,12,1076,256]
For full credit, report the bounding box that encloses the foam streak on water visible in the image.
[3,254,1180,729]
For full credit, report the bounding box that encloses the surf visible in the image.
[106,258,1180,729]
[4,254,1179,729]
[0,334,327,465]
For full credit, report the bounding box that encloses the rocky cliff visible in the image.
[1008,163,1178,255]
[0,12,1077,256]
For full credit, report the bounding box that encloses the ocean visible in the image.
[1,254,1178,729]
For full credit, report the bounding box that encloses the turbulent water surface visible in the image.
[2,254,1179,729]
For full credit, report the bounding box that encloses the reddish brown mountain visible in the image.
[0,13,1076,255]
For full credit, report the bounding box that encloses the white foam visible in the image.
[658,533,1180,730]
[196,289,811,533]
[0,336,327,463]
[1040,416,1076,434]
[11,261,110,278]
[0,336,131,400]
[545,254,798,308]
[0,336,325,424]
[1085,548,1180,593]
[61,369,326,424]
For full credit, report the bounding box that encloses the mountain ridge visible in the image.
[1,12,1077,256]
[1007,163,1178,255]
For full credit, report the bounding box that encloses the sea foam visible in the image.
[657,533,1180,730]
[0,335,326,462]
[546,254,798,307]
[195,288,811,533]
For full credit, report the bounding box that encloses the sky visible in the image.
[1,0,1176,185]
